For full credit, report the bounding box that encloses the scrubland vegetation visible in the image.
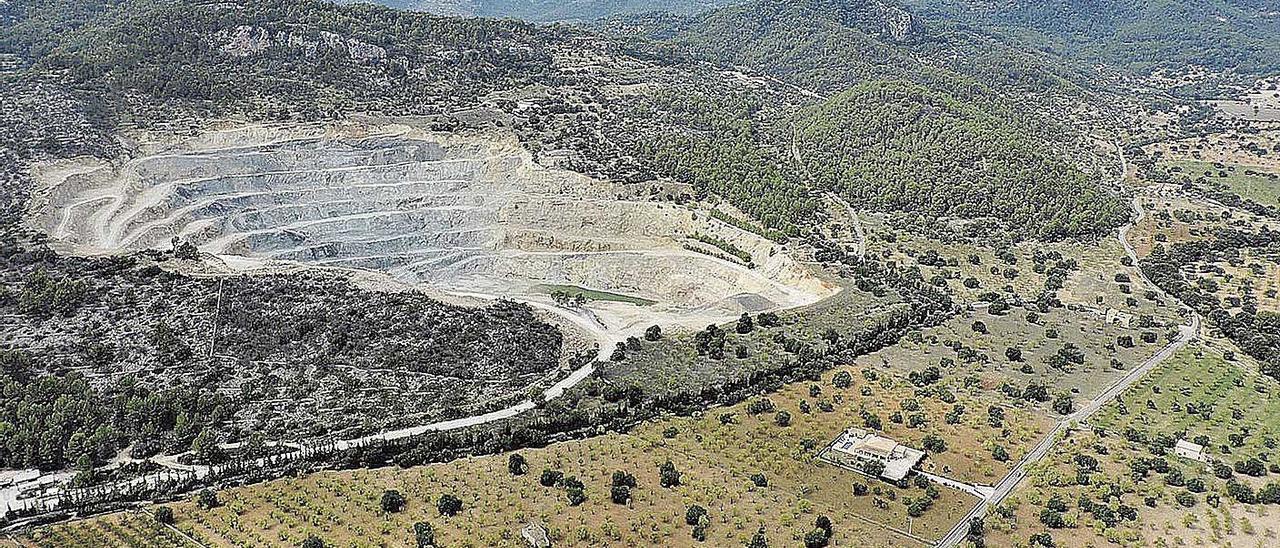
[3,0,1280,545]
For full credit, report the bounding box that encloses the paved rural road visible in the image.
[936,184,1202,547]
[0,283,620,517]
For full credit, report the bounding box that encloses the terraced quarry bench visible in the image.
[31,121,834,334]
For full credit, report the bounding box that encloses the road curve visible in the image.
[0,263,621,517]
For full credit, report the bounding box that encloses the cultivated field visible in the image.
[983,342,1280,548]
[11,354,1062,547]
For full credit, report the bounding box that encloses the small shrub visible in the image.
[381,489,406,513]
[153,506,174,525]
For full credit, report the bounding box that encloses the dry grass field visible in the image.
[985,342,1280,548]
[12,357,1060,547]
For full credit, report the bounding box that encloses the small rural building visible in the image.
[521,521,551,548]
[1173,439,1208,463]
[827,428,925,482]
[1105,308,1133,328]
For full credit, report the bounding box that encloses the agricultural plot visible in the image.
[1146,130,1280,172]
[1124,194,1244,257]
[1093,343,1280,466]
[877,233,1056,302]
[1212,91,1280,123]
[15,509,193,548]
[981,428,1280,548]
[19,354,1056,547]
[983,343,1280,547]
[854,306,1167,411]
[1165,159,1280,208]
[54,434,933,548]
[1209,252,1280,313]
[856,211,1184,403]
[1057,238,1177,319]
[633,359,1053,488]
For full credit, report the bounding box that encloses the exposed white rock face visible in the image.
[32,122,835,332]
[216,25,387,63]
[872,0,921,43]
[832,0,923,44]
[218,25,272,57]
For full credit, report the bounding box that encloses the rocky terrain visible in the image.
[30,120,834,333]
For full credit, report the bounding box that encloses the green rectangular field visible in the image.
[535,284,657,306]
[1166,159,1280,207]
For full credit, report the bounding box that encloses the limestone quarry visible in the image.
[29,120,835,334]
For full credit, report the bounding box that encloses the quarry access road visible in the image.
[0,260,621,517]
[828,192,867,260]
[788,118,865,261]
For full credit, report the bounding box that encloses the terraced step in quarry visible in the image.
[30,121,834,333]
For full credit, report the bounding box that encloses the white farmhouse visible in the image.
[1173,439,1208,463]
[827,428,925,482]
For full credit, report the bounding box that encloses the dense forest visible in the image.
[608,0,1092,98]
[633,87,818,238]
[904,0,1280,81]
[351,0,737,21]
[794,81,1129,239]
[0,234,566,470]
[598,0,1126,240]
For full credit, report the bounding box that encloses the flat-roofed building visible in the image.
[827,428,925,482]
[1173,439,1208,463]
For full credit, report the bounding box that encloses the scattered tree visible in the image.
[437,494,463,517]
[413,521,435,548]
[381,489,406,513]
[153,506,174,525]
[196,488,219,510]
[660,460,682,487]
[508,453,527,475]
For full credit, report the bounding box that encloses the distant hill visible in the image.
[902,0,1280,76]
[337,0,739,21]
[603,0,1089,97]
[1,0,1131,240]
[607,0,1128,239]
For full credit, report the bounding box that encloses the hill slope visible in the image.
[1,0,1129,244]
[608,0,1127,239]
[339,0,738,21]
[795,81,1129,239]
[608,0,1090,96]
[904,0,1280,77]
